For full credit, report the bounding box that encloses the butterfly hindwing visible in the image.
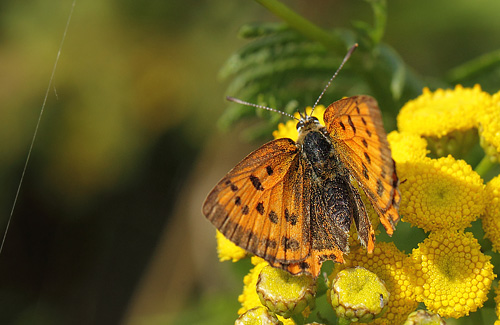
[203,138,311,265]
[323,96,400,234]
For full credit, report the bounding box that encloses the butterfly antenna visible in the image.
[310,43,358,115]
[226,96,299,121]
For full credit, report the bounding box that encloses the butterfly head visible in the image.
[296,115,321,133]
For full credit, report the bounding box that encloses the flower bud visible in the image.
[256,265,316,318]
[328,267,389,323]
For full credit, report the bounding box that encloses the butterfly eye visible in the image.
[296,120,305,131]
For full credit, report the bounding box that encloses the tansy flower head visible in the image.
[273,105,326,140]
[482,175,500,252]
[397,85,491,138]
[387,131,428,163]
[478,90,500,162]
[328,267,389,323]
[239,257,270,315]
[397,155,485,232]
[410,230,496,318]
[397,85,491,157]
[216,230,248,262]
[330,242,417,324]
[495,285,500,324]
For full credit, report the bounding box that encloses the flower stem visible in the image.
[291,312,304,324]
[474,154,495,177]
[254,0,345,53]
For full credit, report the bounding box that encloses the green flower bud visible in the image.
[256,265,316,318]
[328,267,389,323]
[235,306,282,325]
[403,309,446,325]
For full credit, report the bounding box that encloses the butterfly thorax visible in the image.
[296,116,345,181]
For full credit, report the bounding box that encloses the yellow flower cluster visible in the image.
[215,85,500,324]
[238,257,296,325]
[216,230,248,262]
[395,155,485,232]
[410,230,495,318]
[387,131,428,163]
[478,90,500,161]
[389,85,498,321]
[495,285,500,325]
[482,175,500,252]
[330,242,417,325]
[239,257,269,315]
[397,84,491,138]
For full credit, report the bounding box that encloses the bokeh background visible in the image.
[0,0,499,324]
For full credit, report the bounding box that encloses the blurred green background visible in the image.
[0,0,499,324]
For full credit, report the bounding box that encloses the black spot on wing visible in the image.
[266,166,273,176]
[362,163,369,180]
[235,196,241,206]
[265,238,277,249]
[250,175,264,191]
[268,210,278,224]
[299,261,310,270]
[347,115,356,134]
[339,121,346,130]
[362,139,368,148]
[377,179,384,197]
[364,152,371,164]
[285,211,298,226]
[256,202,265,215]
[230,184,238,192]
[242,205,249,215]
[282,237,300,251]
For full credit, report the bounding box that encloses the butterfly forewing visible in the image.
[203,138,312,264]
[323,96,400,234]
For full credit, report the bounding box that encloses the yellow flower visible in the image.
[238,257,295,325]
[387,131,428,163]
[482,175,500,252]
[216,230,248,262]
[397,85,491,138]
[272,105,326,140]
[397,155,485,232]
[397,85,490,158]
[495,285,500,324]
[330,242,417,324]
[478,90,500,162]
[410,230,496,318]
[239,257,269,315]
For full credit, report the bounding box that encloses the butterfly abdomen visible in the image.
[297,121,362,255]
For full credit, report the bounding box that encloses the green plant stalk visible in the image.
[254,0,346,53]
[474,154,496,177]
[291,312,305,324]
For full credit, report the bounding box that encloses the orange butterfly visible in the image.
[203,45,400,278]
